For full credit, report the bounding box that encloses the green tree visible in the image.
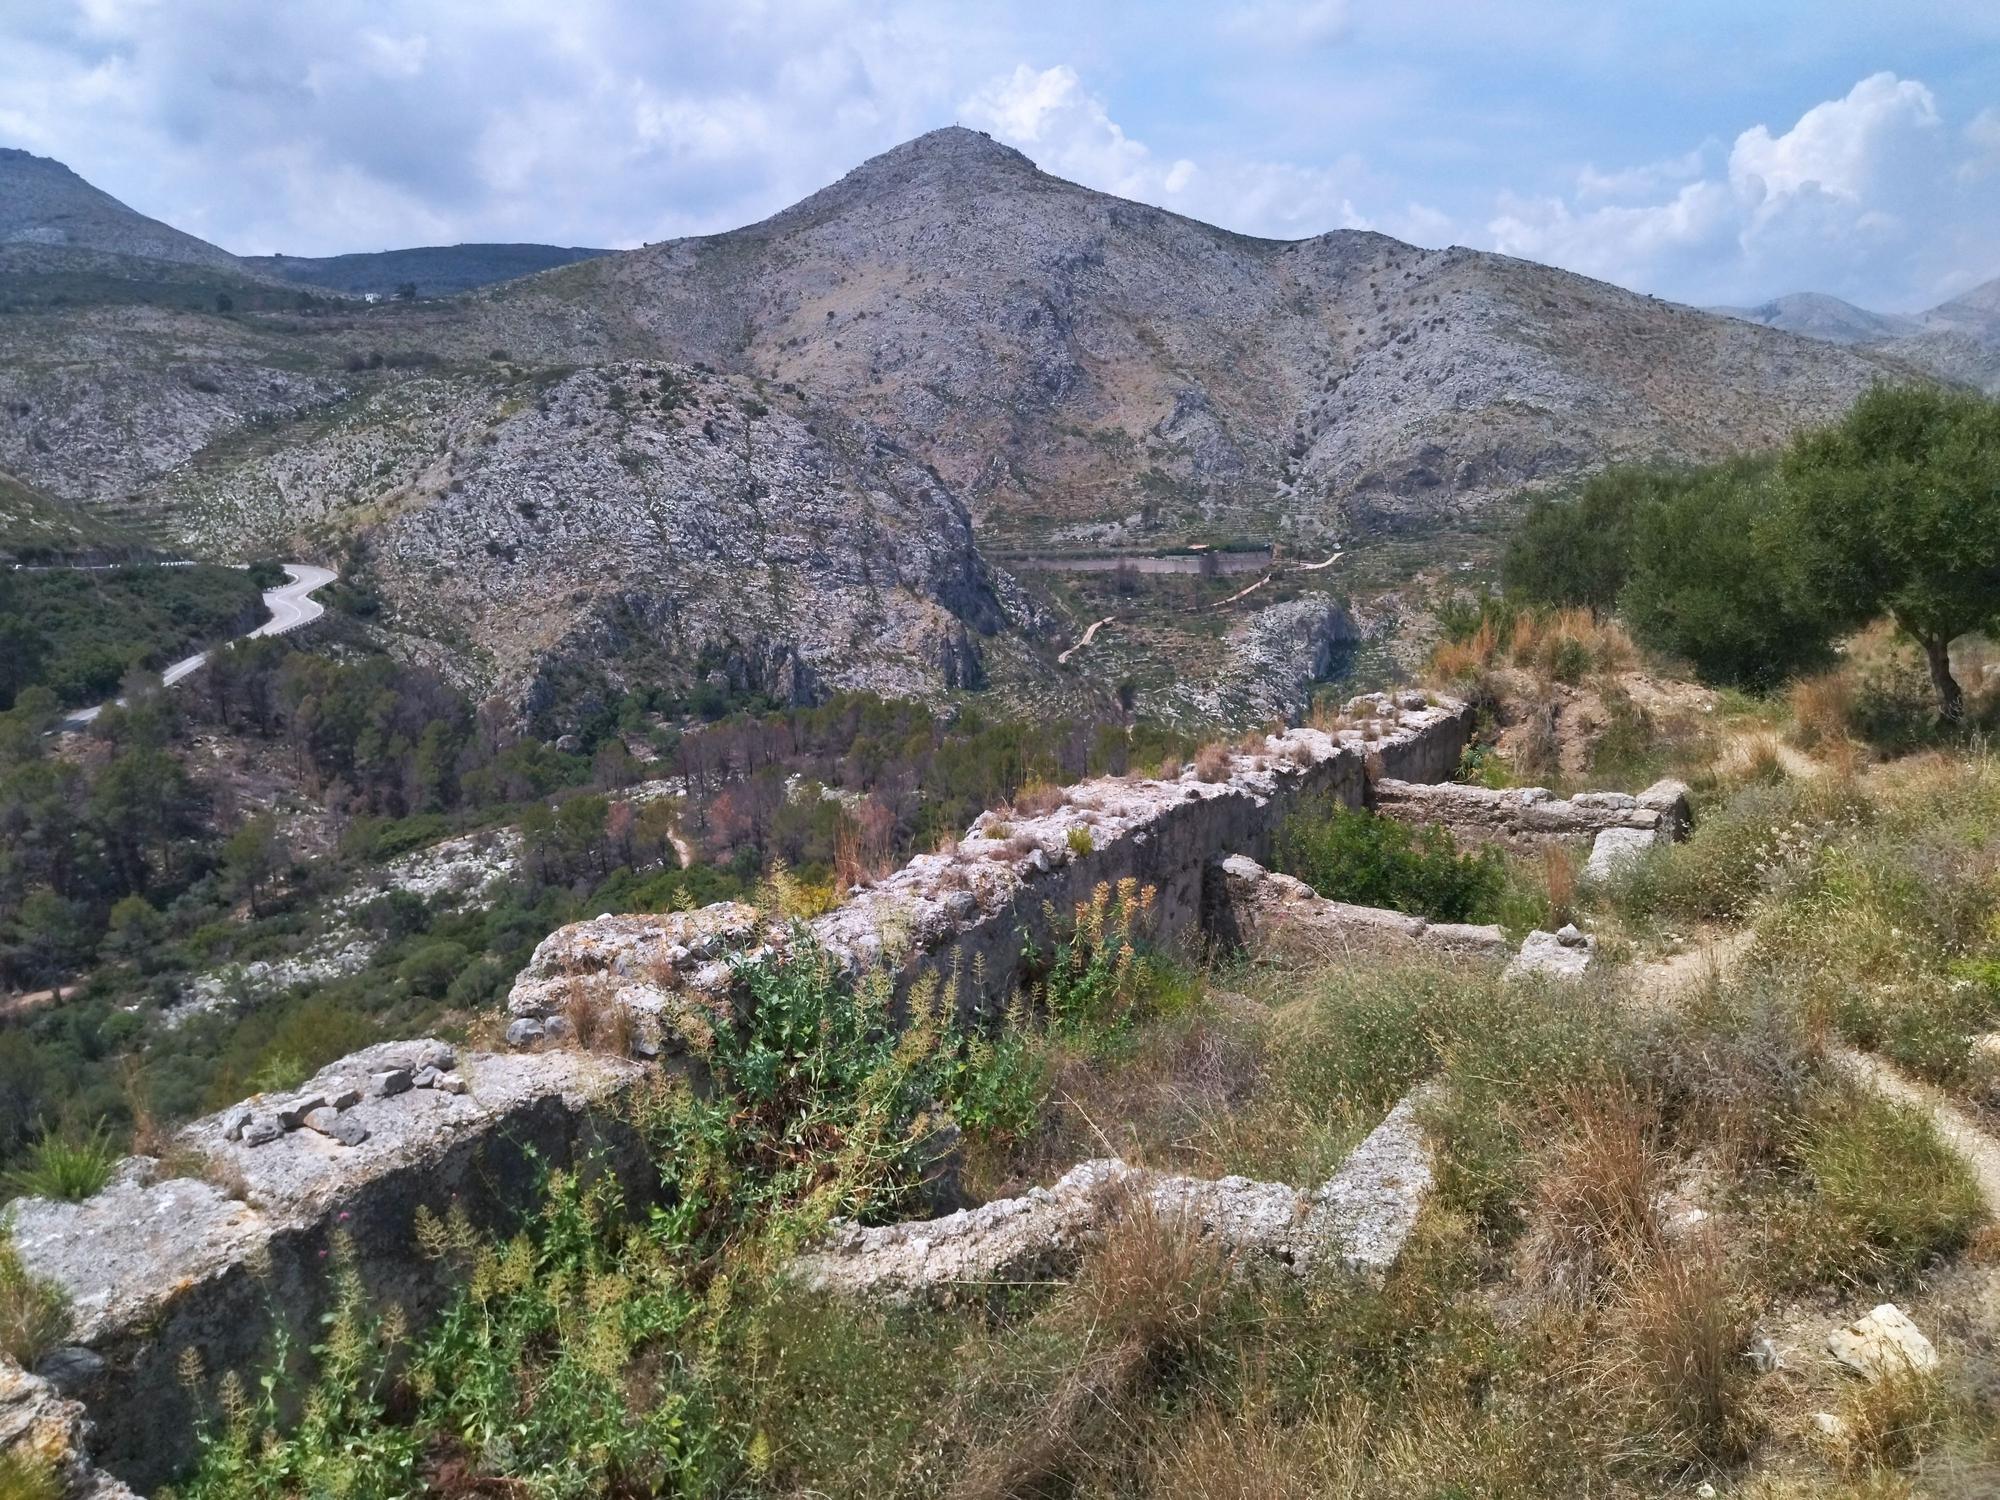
[1618,459,1838,688]
[1503,466,1686,612]
[1783,385,2000,719]
[221,813,287,916]
[102,895,165,967]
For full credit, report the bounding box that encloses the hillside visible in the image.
[1714,275,2000,393]
[245,242,611,298]
[472,127,1898,546]
[162,359,1033,717]
[0,147,245,273]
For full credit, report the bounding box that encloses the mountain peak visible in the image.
[873,126,1037,171]
[0,147,242,272]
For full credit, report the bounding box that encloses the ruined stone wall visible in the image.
[5,692,1474,1491]
[506,692,1473,1038]
[1371,776,1692,854]
[8,1044,646,1489]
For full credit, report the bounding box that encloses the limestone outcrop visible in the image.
[6,1045,646,1488]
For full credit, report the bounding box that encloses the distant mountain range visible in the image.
[1710,281,2000,394]
[0,147,606,298]
[243,244,610,299]
[0,130,1953,722]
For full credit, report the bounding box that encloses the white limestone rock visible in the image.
[1828,1304,1939,1381]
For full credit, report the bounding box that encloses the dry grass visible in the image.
[1522,1084,1667,1301]
[952,1199,1235,1500]
[1594,1232,1757,1469]
[1011,780,1067,818]
[1541,843,1578,924]
[1791,668,1858,750]
[1830,1371,1948,1475]
[562,984,636,1057]
[1193,743,1233,783]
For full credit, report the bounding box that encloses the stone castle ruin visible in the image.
[2,693,1691,1493]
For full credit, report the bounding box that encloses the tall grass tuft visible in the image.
[0,1238,71,1368]
[5,1123,118,1203]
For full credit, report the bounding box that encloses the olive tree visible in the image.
[1783,386,2000,720]
[1618,458,1837,688]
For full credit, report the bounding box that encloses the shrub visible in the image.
[1273,799,1506,924]
[4,1122,117,1202]
[1066,825,1094,856]
[1193,743,1232,782]
[395,940,470,998]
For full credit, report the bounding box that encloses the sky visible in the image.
[3,1,1998,312]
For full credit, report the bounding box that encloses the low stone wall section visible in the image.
[1372,777,1692,855]
[6,1042,645,1489]
[793,1088,1437,1300]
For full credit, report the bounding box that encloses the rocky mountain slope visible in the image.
[162,360,1032,718]
[244,243,611,298]
[0,148,245,273]
[0,129,1927,721]
[466,127,1899,546]
[1713,276,2000,393]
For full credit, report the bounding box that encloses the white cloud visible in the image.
[1486,73,1996,309]
[1576,146,1708,201]
[960,61,1371,238]
[358,30,429,80]
[1221,0,1351,49]
[1964,106,2000,179]
[1729,72,1938,204]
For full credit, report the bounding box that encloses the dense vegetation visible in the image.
[0,562,275,709]
[1502,386,2000,710]
[1274,797,1509,924]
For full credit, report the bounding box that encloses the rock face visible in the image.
[793,1089,1435,1300]
[5,1044,646,1489]
[163,361,1028,716]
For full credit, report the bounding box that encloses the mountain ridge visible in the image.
[1711,276,2000,392]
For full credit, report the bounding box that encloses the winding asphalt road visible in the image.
[58,563,336,730]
